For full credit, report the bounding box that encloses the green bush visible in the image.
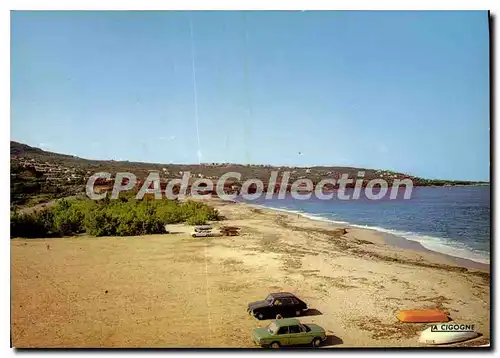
[10,196,220,238]
[84,208,119,236]
[51,199,85,236]
[10,209,53,238]
[155,201,184,224]
[186,212,210,226]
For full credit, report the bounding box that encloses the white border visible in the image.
[3,3,497,358]
[3,1,498,10]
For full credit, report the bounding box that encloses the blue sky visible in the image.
[11,11,489,181]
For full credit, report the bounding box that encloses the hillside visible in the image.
[10,141,487,206]
[10,141,385,179]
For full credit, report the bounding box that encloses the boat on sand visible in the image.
[397,309,449,323]
[419,326,479,345]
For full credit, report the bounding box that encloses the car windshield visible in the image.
[265,294,273,302]
[301,324,311,332]
[267,322,279,335]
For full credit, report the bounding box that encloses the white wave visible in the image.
[398,233,490,265]
[299,213,350,225]
[341,224,489,265]
[250,204,490,265]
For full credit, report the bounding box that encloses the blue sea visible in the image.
[240,186,491,264]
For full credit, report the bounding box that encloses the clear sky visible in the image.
[11,11,490,181]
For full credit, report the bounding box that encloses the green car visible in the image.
[252,318,327,348]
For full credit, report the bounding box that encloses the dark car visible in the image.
[247,292,308,320]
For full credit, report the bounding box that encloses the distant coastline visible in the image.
[10,140,489,207]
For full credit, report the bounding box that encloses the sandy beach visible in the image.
[11,198,490,348]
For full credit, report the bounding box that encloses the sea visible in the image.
[239,186,491,265]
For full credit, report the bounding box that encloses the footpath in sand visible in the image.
[11,200,490,348]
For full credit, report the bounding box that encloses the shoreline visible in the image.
[223,200,490,273]
[12,196,490,347]
[206,197,490,345]
[377,232,489,271]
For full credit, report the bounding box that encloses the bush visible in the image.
[178,200,220,222]
[52,199,85,236]
[186,212,210,226]
[10,197,220,238]
[155,201,184,224]
[10,209,53,238]
[84,208,119,236]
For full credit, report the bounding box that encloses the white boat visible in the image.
[419,326,479,345]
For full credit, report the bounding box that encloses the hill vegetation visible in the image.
[10,141,488,207]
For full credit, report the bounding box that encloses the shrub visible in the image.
[51,199,85,236]
[10,196,220,238]
[37,208,55,233]
[186,212,210,226]
[178,200,220,222]
[10,209,53,238]
[155,202,184,224]
[84,208,119,236]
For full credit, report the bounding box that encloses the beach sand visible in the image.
[11,199,490,348]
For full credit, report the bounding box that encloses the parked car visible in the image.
[194,225,213,232]
[252,318,326,348]
[247,292,308,320]
[191,231,213,238]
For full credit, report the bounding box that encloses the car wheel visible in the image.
[257,312,265,320]
[270,342,280,349]
[275,313,283,319]
[312,337,322,347]
[295,310,301,316]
